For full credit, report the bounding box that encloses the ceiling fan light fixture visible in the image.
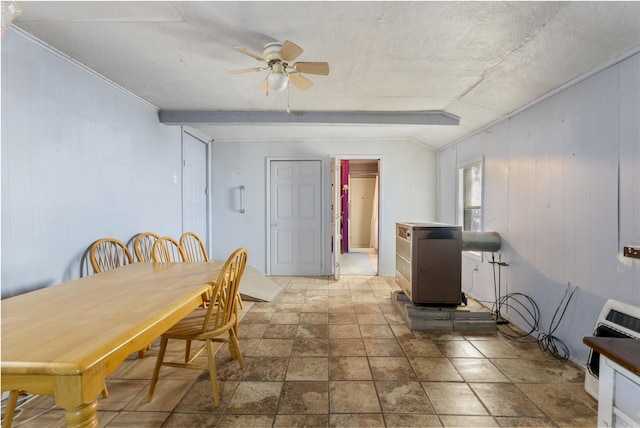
[230,39,328,93]
[267,70,288,92]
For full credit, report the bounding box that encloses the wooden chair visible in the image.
[179,233,214,362]
[179,231,209,262]
[152,235,204,360]
[132,232,160,262]
[180,231,245,309]
[89,238,145,359]
[152,236,187,263]
[89,238,133,273]
[147,248,248,407]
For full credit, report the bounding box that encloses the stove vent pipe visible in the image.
[462,231,501,252]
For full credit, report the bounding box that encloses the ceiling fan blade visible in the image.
[279,40,303,62]
[288,73,314,91]
[228,67,268,75]
[293,62,330,76]
[259,77,268,91]
[233,46,265,62]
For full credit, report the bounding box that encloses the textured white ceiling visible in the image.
[12,1,640,149]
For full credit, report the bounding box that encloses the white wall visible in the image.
[1,30,183,298]
[210,140,438,277]
[438,53,640,365]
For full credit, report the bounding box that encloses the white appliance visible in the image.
[585,299,640,400]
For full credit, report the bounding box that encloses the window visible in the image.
[458,158,483,232]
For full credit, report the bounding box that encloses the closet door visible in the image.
[182,132,209,248]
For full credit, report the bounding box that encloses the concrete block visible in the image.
[453,320,497,332]
[405,306,452,320]
[408,319,453,331]
[451,310,492,320]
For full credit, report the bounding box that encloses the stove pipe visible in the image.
[461,231,501,253]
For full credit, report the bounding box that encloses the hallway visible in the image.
[340,249,378,276]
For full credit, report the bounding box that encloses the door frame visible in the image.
[329,154,382,278]
[332,156,341,280]
[266,157,326,276]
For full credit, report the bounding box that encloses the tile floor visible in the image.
[5,275,598,427]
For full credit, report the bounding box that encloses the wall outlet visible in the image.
[623,246,640,259]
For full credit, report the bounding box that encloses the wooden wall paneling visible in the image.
[618,56,640,302]
[586,68,620,299]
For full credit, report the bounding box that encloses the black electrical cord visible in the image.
[495,292,540,338]
[487,252,577,360]
[537,284,578,360]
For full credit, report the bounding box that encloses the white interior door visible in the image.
[332,156,341,280]
[182,132,208,246]
[269,160,322,275]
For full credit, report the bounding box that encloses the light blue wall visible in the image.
[1,30,183,298]
[210,140,438,277]
[438,53,640,365]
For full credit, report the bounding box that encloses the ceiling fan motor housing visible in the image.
[263,42,283,62]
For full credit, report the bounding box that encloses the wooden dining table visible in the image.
[1,261,223,428]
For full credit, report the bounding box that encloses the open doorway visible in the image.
[338,159,379,276]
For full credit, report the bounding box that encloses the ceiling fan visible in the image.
[229,40,329,93]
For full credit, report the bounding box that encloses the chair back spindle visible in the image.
[133,232,160,262]
[152,236,188,263]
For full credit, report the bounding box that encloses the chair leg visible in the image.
[147,337,168,402]
[229,320,239,360]
[101,384,109,398]
[229,330,245,369]
[233,302,240,337]
[2,390,20,428]
[237,292,244,309]
[205,339,221,407]
[185,340,192,363]
[137,342,151,358]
